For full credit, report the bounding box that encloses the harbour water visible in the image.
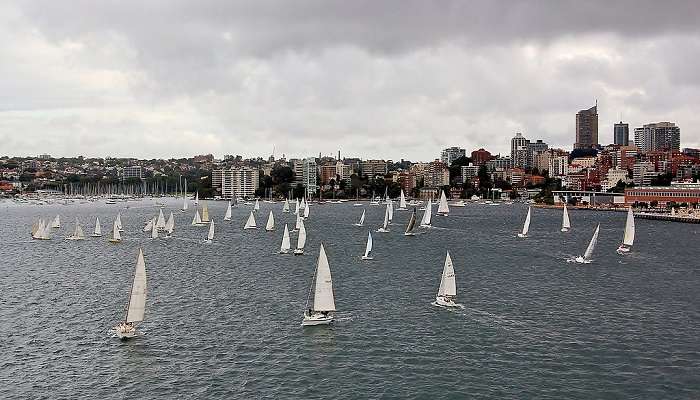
[1,199,699,399]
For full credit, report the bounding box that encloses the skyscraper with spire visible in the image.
[574,103,599,149]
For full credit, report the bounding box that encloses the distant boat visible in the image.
[451,200,466,207]
[32,219,51,240]
[293,214,302,233]
[224,201,232,221]
[116,213,123,232]
[91,217,102,237]
[405,207,417,236]
[573,223,600,264]
[283,199,290,213]
[387,201,394,224]
[109,219,122,243]
[294,219,307,255]
[294,198,300,215]
[420,199,432,228]
[150,217,158,239]
[354,209,366,226]
[201,202,210,223]
[143,218,153,232]
[254,199,260,212]
[51,215,61,229]
[113,249,147,339]
[437,190,449,216]
[361,231,373,260]
[279,224,291,254]
[617,208,635,254]
[301,244,335,326]
[398,190,408,210]
[165,212,174,237]
[156,209,166,230]
[205,220,214,243]
[191,209,202,226]
[376,205,390,233]
[518,207,531,238]
[66,217,86,240]
[303,202,310,219]
[265,211,275,231]
[433,251,459,308]
[181,196,189,213]
[561,204,571,232]
[244,211,257,230]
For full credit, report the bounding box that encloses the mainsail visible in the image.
[207,220,215,241]
[280,224,291,252]
[584,224,600,261]
[364,231,373,258]
[437,190,449,215]
[562,204,571,230]
[296,219,307,250]
[311,244,335,312]
[437,251,456,297]
[266,211,275,231]
[125,249,147,323]
[521,207,531,236]
[622,207,635,246]
[244,211,257,229]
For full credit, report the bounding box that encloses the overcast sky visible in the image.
[1,1,699,161]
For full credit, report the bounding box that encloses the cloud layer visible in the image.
[1,1,699,160]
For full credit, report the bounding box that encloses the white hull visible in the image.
[302,313,333,326]
[353,223,364,227]
[561,228,569,232]
[434,296,459,308]
[517,233,527,238]
[361,255,373,260]
[404,232,416,236]
[279,249,290,254]
[617,245,631,254]
[90,234,102,237]
[109,239,122,243]
[65,236,85,241]
[224,217,231,221]
[569,256,591,264]
[114,323,137,339]
[420,224,431,228]
[244,227,257,230]
[376,228,389,233]
[293,249,304,255]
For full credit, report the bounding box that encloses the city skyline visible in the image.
[1,1,700,159]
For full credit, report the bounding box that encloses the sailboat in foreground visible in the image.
[433,251,460,308]
[361,231,373,260]
[437,190,449,216]
[561,204,571,232]
[279,224,291,254]
[113,249,147,339]
[617,207,635,254]
[518,207,531,238]
[265,211,275,231]
[572,223,600,264]
[302,244,336,326]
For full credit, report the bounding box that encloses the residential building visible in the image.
[632,161,656,187]
[122,166,142,180]
[511,132,530,168]
[602,168,629,192]
[527,140,548,169]
[396,171,417,194]
[548,154,569,177]
[361,159,388,178]
[487,156,512,171]
[470,148,492,166]
[574,104,599,149]
[634,122,681,152]
[461,164,479,183]
[424,160,449,188]
[218,166,259,198]
[320,164,338,185]
[302,157,318,197]
[440,147,466,165]
[614,122,629,146]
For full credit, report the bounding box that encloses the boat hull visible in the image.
[293,249,304,255]
[561,228,569,232]
[361,255,373,260]
[434,296,459,308]
[517,233,527,238]
[376,228,389,233]
[404,232,415,236]
[302,313,333,326]
[616,245,631,254]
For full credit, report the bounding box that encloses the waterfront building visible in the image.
[217,166,259,198]
[625,183,700,205]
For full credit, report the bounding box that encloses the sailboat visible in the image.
[292,213,302,233]
[165,212,174,238]
[354,209,366,226]
[156,209,166,230]
[279,224,291,254]
[224,201,232,221]
[201,202,210,222]
[181,195,189,213]
[387,201,394,224]
[573,223,600,264]
[51,215,61,229]
[517,207,531,238]
[303,202,310,219]
[433,251,459,308]
[376,205,390,233]
[32,219,51,240]
[204,220,214,243]
[420,199,432,228]
[150,217,158,239]
[361,231,373,260]
[617,208,635,254]
[561,204,571,232]
[370,190,379,205]
[116,213,123,232]
[191,209,202,226]
[294,219,307,255]
[254,199,260,212]
[265,211,275,231]
[194,191,199,206]
[109,220,122,243]
[113,249,147,339]
[437,190,449,216]
[283,199,290,213]
[301,244,335,326]
[405,208,417,236]
[294,198,300,215]
[398,190,408,210]
[91,217,102,237]
[244,211,257,229]
[66,217,86,240]
[143,218,153,232]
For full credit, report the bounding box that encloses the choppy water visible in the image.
[1,199,699,399]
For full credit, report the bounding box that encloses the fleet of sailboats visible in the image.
[302,244,335,326]
[617,207,635,254]
[113,249,147,339]
[66,217,86,240]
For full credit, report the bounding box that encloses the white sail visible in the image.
[194,191,199,205]
[201,202,210,222]
[182,197,188,211]
[399,190,407,209]
[254,199,260,211]
[143,218,153,232]
[280,224,291,252]
[357,209,365,225]
[312,244,335,312]
[303,203,310,219]
[224,201,232,221]
[94,217,102,236]
[116,213,123,231]
[521,207,531,236]
[296,219,307,250]
[583,224,600,261]
[300,198,306,211]
[294,198,300,215]
[382,205,389,229]
[51,215,61,228]
[622,207,635,246]
[364,231,373,258]
[405,208,417,234]
[244,211,257,229]
[207,220,215,241]
[283,199,290,213]
[150,218,158,239]
[562,204,571,230]
[388,201,394,223]
[437,190,449,215]
[112,220,121,241]
[437,251,456,297]
[420,199,432,227]
[156,209,166,229]
[192,209,202,226]
[125,249,147,323]
[266,211,275,231]
[165,212,174,233]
